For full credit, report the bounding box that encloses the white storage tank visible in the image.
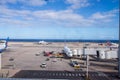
[77,49,83,56]
[105,50,118,59]
[105,51,111,59]
[84,49,97,55]
[99,50,106,59]
[72,49,77,56]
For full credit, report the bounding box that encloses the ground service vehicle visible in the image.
[40,63,46,68]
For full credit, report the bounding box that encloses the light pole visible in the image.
[119,24,120,77]
[86,54,89,79]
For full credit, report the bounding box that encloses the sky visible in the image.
[0,0,119,40]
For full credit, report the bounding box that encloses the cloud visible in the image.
[0,0,17,4]
[66,0,90,9]
[0,5,118,28]
[90,9,119,23]
[19,0,47,6]
[0,17,30,26]
[32,9,95,27]
[0,0,47,6]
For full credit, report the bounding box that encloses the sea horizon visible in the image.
[0,38,119,43]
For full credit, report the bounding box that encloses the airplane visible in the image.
[63,46,73,57]
[0,37,9,53]
[38,40,47,44]
[37,40,52,45]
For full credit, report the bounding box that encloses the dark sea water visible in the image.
[0,39,118,43]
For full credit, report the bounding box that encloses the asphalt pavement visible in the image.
[11,70,116,80]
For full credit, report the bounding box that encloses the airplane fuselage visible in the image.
[63,46,73,57]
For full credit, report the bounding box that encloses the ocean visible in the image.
[0,39,119,43]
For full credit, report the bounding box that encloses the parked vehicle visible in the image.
[40,63,46,68]
[44,51,54,56]
[70,60,80,69]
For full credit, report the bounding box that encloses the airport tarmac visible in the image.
[0,42,118,78]
[2,42,74,70]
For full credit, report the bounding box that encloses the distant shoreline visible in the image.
[0,39,118,43]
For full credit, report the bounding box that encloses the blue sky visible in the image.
[0,0,119,40]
